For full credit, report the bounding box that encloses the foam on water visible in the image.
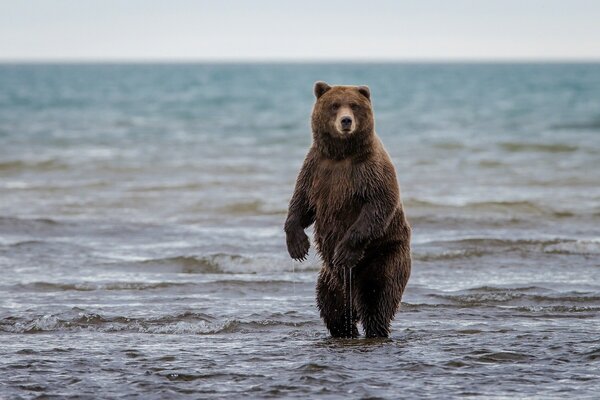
[543,238,600,254]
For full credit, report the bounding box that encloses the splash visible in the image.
[349,266,354,337]
[291,260,296,299]
[343,266,354,338]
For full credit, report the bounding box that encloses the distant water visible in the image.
[1,63,600,398]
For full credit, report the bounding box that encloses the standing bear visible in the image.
[285,81,411,338]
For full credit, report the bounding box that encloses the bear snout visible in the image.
[341,116,353,129]
[335,108,356,134]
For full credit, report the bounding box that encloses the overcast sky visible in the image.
[1,0,599,61]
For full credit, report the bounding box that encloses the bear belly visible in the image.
[309,157,365,265]
[313,202,361,265]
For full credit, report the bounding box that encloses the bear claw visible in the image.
[287,230,310,261]
[332,244,363,269]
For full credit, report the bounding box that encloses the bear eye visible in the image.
[331,103,340,111]
[350,103,359,111]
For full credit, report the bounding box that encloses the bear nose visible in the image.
[341,116,353,126]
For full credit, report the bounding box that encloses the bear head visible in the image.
[311,81,374,159]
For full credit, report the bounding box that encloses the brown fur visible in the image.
[284,81,411,338]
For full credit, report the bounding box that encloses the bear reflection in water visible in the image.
[285,81,411,338]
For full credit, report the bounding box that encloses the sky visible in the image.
[1,0,599,61]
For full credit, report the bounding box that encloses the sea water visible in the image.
[1,63,600,398]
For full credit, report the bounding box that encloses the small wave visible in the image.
[467,351,532,363]
[0,159,69,172]
[543,239,600,255]
[426,237,562,249]
[430,286,600,306]
[185,200,286,216]
[0,216,60,227]
[415,237,600,261]
[431,291,525,305]
[499,142,579,153]
[477,159,506,168]
[514,305,600,313]
[136,255,229,273]
[584,347,600,361]
[13,281,191,292]
[405,198,572,217]
[128,182,208,192]
[2,240,47,248]
[432,141,467,150]
[217,200,285,216]
[416,237,600,264]
[0,310,214,334]
[11,279,299,292]
[295,363,330,372]
[551,119,600,131]
[468,200,550,213]
[463,201,575,218]
[161,372,266,382]
[0,311,312,334]
[413,249,486,262]
[117,253,318,274]
[0,238,92,257]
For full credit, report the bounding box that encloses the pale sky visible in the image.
[1,0,599,61]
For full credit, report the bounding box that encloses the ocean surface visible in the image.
[1,63,599,399]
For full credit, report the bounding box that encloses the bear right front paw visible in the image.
[286,230,310,261]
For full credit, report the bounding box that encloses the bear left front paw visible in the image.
[332,243,363,269]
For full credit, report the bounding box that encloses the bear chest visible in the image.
[309,159,362,218]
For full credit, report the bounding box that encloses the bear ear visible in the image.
[314,81,331,99]
[357,85,371,101]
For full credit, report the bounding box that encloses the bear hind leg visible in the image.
[316,269,359,338]
[358,283,397,338]
[356,252,409,338]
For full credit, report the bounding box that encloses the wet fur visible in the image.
[285,82,411,338]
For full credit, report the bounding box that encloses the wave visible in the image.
[1,239,47,248]
[128,182,208,192]
[0,216,60,227]
[425,238,561,250]
[542,239,600,255]
[12,281,192,292]
[419,237,551,252]
[405,198,574,217]
[477,159,507,168]
[161,372,266,382]
[551,119,600,131]
[0,238,92,257]
[498,142,579,153]
[429,286,600,306]
[465,351,532,363]
[413,249,487,262]
[403,302,600,316]
[431,141,468,150]
[0,159,69,172]
[415,236,600,260]
[114,253,319,274]
[513,305,600,313]
[466,201,569,216]
[135,255,232,274]
[0,217,68,238]
[217,200,285,216]
[10,278,298,292]
[437,237,555,246]
[0,310,313,334]
[185,200,286,216]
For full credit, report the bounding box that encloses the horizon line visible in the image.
[1,57,600,65]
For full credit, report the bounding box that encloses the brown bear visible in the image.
[285,81,411,338]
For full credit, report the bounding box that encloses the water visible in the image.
[1,63,599,398]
